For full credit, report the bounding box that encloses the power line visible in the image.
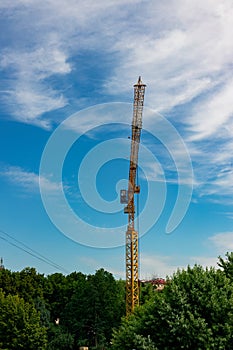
[0,228,69,274]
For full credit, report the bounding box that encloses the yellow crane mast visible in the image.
[121,76,146,315]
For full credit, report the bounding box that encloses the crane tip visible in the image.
[134,76,146,87]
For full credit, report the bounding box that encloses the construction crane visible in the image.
[121,76,146,315]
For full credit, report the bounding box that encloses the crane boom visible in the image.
[121,76,146,315]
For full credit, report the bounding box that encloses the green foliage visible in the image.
[218,252,233,281]
[0,267,45,303]
[62,268,125,348]
[112,265,233,350]
[17,267,45,302]
[34,296,51,327]
[47,324,74,350]
[0,267,125,349]
[44,272,68,320]
[86,269,124,344]
[140,282,155,304]
[0,289,47,349]
[3,259,233,349]
[134,334,158,349]
[0,268,17,295]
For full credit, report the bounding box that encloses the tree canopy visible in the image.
[112,264,233,350]
[1,254,233,349]
[0,289,47,349]
[0,267,125,349]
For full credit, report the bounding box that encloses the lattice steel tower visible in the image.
[121,76,146,315]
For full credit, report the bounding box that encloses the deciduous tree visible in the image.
[112,265,233,349]
[0,289,47,349]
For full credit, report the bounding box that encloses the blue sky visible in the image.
[0,0,233,278]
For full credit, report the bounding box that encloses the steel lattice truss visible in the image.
[122,77,146,315]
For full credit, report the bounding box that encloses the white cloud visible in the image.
[189,142,233,200]
[0,47,71,77]
[6,86,67,129]
[209,232,233,252]
[105,1,233,111]
[0,166,62,193]
[212,170,233,195]
[187,79,233,141]
[1,0,233,204]
[1,0,232,131]
[0,46,70,129]
[140,161,164,182]
[140,253,181,279]
[140,252,220,279]
[225,212,233,220]
[189,256,219,269]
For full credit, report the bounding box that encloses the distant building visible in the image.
[140,278,166,291]
[0,257,5,270]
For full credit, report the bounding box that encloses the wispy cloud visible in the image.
[105,1,233,111]
[1,0,233,205]
[140,252,220,279]
[140,161,164,182]
[2,0,232,129]
[189,140,233,201]
[189,256,219,269]
[187,79,233,141]
[140,253,181,278]
[0,46,70,129]
[78,252,220,280]
[0,165,61,193]
[209,231,233,253]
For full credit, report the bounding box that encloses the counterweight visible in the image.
[121,76,146,315]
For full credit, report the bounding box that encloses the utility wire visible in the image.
[0,228,69,274]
